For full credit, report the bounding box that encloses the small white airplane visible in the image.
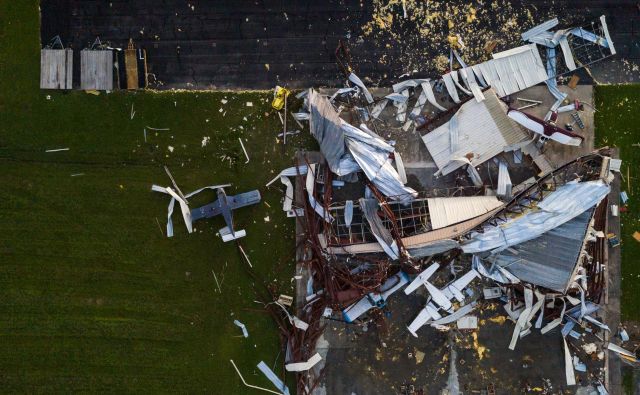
[507,109,583,146]
[407,269,479,337]
[342,272,410,323]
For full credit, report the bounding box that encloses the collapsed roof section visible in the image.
[486,207,597,293]
[461,179,610,254]
[307,89,417,201]
[466,152,613,294]
[421,88,530,176]
[320,193,503,258]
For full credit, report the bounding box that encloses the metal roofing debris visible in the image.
[521,18,560,42]
[447,44,548,100]
[427,196,502,230]
[80,50,113,91]
[609,158,622,173]
[233,319,249,338]
[306,164,334,223]
[563,337,577,386]
[621,191,629,204]
[487,208,595,293]
[308,90,416,201]
[607,343,639,362]
[462,180,610,254]
[348,72,374,104]
[619,328,630,342]
[285,353,322,372]
[422,89,529,176]
[267,165,309,212]
[152,184,193,236]
[359,198,400,260]
[257,361,291,395]
[308,90,347,174]
[230,360,285,395]
[496,160,512,199]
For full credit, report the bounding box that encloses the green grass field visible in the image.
[0,2,313,392]
[595,85,640,321]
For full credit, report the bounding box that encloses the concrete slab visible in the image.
[315,266,607,395]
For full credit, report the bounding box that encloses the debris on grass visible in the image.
[233,320,249,338]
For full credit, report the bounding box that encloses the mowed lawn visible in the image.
[0,2,312,392]
[595,85,640,321]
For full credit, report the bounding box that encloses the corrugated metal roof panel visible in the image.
[492,208,595,292]
[421,89,528,175]
[427,196,503,230]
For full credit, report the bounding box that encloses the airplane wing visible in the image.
[404,262,440,295]
[407,302,442,337]
[425,281,452,312]
[191,199,222,222]
[227,190,261,210]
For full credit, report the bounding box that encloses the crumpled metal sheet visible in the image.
[348,72,374,104]
[152,183,231,237]
[462,180,610,254]
[359,198,400,260]
[308,89,347,175]
[257,361,290,395]
[308,89,417,201]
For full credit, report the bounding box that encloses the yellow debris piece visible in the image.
[271,86,290,111]
[488,315,507,325]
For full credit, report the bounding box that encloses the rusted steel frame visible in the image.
[335,39,353,77]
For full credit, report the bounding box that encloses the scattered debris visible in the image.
[277,295,293,307]
[257,361,290,395]
[211,270,222,293]
[233,319,249,338]
[229,360,283,395]
[285,353,322,372]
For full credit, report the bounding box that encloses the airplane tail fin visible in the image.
[219,226,247,242]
